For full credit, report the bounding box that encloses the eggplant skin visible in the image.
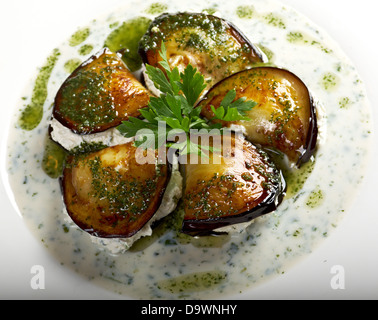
[53,48,151,135]
[61,143,170,238]
[139,12,265,91]
[198,67,318,166]
[181,134,285,236]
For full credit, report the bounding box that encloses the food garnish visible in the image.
[117,42,257,157]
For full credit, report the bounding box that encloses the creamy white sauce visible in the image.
[4,0,373,299]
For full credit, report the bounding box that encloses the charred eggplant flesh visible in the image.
[53,48,151,135]
[182,133,285,236]
[62,143,170,238]
[139,12,265,92]
[199,67,318,166]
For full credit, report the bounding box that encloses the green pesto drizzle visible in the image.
[339,96,352,109]
[286,31,333,54]
[306,185,324,208]
[236,5,254,19]
[258,44,274,62]
[69,27,90,47]
[104,17,151,71]
[42,138,108,179]
[282,159,315,198]
[263,13,286,29]
[42,136,67,179]
[320,72,339,91]
[202,6,218,15]
[18,48,60,131]
[156,271,227,294]
[64,58,82,74]
[78,44,94,56]
[145,2,168,15]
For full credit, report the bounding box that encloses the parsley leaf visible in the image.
[117,41,256,158]
[211,89,257,122]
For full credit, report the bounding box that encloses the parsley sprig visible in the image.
[117,42,257,156]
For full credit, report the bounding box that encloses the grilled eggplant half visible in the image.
[53,48,151,135]
[199,67,318,166]
[139,12,265,92]
[182,133,285,236]
[62,142,171,238]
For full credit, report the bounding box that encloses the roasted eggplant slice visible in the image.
[53,48,151,135]
[182,133,285,236]
[139,12,265,92]
[199,67,318,166]
[62,142,171,238]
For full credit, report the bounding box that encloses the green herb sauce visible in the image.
[306,185,324,208]
[286,31,332,54]
[78,44,94,56]
[104,17,152,71]
[258,44,274,62]
[236,5,254,19]
[320,72,339,91]
[282,159,316,198]
[145,2,168,15]
[18,48,60,131]
[202,6,218,15]
[69,27,91,47]
[42,136,67,179]
[264,13,286,29]
[64,58,82,74]
[339,96,352,109]
[156,270,227,294]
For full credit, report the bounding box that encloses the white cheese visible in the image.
[141,64,162,97]
[49,117,133,151]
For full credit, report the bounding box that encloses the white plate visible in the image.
[0,0,377,300]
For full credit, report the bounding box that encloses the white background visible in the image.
[0,0,377,300]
